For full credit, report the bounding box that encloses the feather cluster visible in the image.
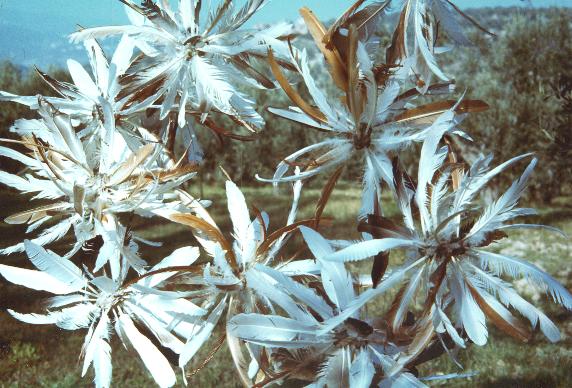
[0,1,569,388]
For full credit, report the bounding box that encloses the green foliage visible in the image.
[6,341,40,364]
[447,8,572,202]
[0,62,71,132]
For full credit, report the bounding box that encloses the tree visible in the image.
[450,9,572,202]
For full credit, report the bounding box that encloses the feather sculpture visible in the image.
[321,140,570,349]
[258,16,488,219]
[0,98,195,262]
[0,1,569,387]
[69,0,292,133]
[0,241,204,387]
[228,227,433,387]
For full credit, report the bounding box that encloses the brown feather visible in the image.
[422,258,449,316]
[122,75,167,110]
[34,66,78,98]
[256,219,328,257]
[202,117,258,142]
[386,283,409,332]
[230,55,276,89]
[323,0,367,48]
[246,51,297,72]
[394,99,490,125]
[466,281,530,342]
[367,197,393,288]
[314,166,344,228]
[5,203,69,225]
[444,136,463,190]
[395,82,456,104]
[386,3,410,65]
[144,164,199,183]
[33,135,67,182]
[330,0,392,61]
[300,7,348,91]
[251,204,268,242]
[348,1,391,39]
[168,213,238,271]
[73,184,85,215]
[371,252,390,289]
[267,48,326,123]
[346,24,363,122]
[204,0,232,35]
[107,143,155,186]
[401,315,435,365]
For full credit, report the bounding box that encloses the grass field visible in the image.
[0,183,570,387]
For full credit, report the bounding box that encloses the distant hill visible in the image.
[0,6,570,70]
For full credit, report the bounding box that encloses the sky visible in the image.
[0,0,570,68]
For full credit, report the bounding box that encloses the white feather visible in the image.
[471,265,560,342]
[319,265,411,334]
[39,99,88,164]
[8,309,61,325]
[246,269,313,323]
[82,311,112,388]
[141,246,200,288]
[0,171,41,194]
[299,226,334,259]
[295,48,342,125]
[415,109,455,233]
[225,180,251,257]
[255,264,333,319]
[118,313,176,388]
[0,146,41,168]
[414,0,448,81]
[268,107,333,131]
[137,294,206,317]
[431,0,471,45]
[435,307,465,348]
[228,313,321,347]
[477,250,572,309]
[178,0,196,31]
[256,139,345,184]
[83,39,109,96]
[178,296,227,367]
[468,159,537,244]
[109,35,136,93]
[24,240,87,291]
[324,238,418,263]
[47,294,87,308]
[320,259,355,312]
[0,264,77,295]
[451,267,487,346]
[55,303,99,330]
[29,219,73,249]
[67,59,100,100]
[124,302,185,354]
[392,265,425,332]
[69,25,169,44]
[349,348,375,388]
[359,154,381,218]
[322,348,350,387]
